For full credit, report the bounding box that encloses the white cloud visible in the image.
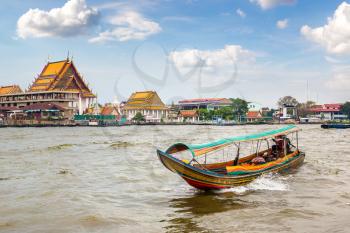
[301,2,350,55]
[170,45,255,69]
[324,56,342,64]
[250,0,295,10]
[326,72,350,90]
[162,16,194,22]
[236,8,246,18]
[277,19,288,29]
[89,11,161,43]
[17,0,99,39]
[169,45,255,89]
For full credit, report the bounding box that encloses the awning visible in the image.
[165,125,300,157]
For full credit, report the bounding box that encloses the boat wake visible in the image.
[216,174,290,194]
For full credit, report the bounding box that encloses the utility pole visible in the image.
[306,80,309,102]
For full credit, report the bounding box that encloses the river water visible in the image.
[0,125,350,233]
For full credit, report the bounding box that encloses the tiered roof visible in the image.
[101,106,120,116]
[247,111,262,119]
[0,85,23,95]
[28,59,95,98]
[124,91,167,110]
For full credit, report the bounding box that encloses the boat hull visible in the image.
[157,150,305,190]
[321,124,350,129]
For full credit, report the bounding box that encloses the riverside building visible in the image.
[123,91,168,122]
[0,59,96,119]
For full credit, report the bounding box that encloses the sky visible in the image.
[0,0,350,108]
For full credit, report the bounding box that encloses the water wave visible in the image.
[109,141,153,148]
[216,174,290,194]
[48,144,76,151]
[109,141,134,148]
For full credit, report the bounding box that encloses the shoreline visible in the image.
[0,122,324,128]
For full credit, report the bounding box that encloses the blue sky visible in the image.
[0,0,349,107]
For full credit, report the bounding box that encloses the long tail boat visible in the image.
[321,124,350,129]
[157,125,305,190]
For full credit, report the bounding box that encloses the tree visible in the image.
[230,98,248,119]
[297,101,316,118]
[277,96,299,108]
[217,106,234,120]
[132,112,145,123]
[198,109,210,121]
[263,108,275,118]
[341,102,350,119]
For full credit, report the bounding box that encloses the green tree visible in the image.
[263,108,275,118]
[198,109,210,121]
[341,102,350,119]
[132,112,145,123]
[230,98,248,120]
[217,106,234,120]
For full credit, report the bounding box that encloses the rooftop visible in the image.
[247,111,262,118]
[0,85,23,95]
[100,106,120,115]
[178,98,231,104]
[27,59,95,98]
[21,103,66,111]
[124,91,167,110]
[309,103,342,112]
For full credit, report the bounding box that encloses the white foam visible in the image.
[249,174,289,191]
[216,174,290,194]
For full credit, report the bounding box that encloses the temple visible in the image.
[123,91,168,122]
[0,59,95,118]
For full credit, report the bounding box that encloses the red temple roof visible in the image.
[100,106,120,116]
[246,111,262,118]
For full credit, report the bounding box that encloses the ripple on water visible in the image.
[214,174,290,195]
[47,144,76,151]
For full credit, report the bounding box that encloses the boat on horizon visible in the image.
[157,125,305,190]
[321,124,350,129]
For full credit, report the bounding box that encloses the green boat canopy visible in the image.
[166,125,300,157]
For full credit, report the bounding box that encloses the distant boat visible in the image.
[321,124,350,129]
[157,125,305,190]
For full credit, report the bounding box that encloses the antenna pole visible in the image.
[306,80,309,102]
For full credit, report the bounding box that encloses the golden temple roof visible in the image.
[28,59,95,98]
[0,85,23,95]
[124,91,167,110]
[41,61,67,76]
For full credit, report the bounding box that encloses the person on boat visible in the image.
[251,155,266,165]
[285,137,297,154]
[271,144,278,158]
[265,146,277,162]
[273,135,286,158]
